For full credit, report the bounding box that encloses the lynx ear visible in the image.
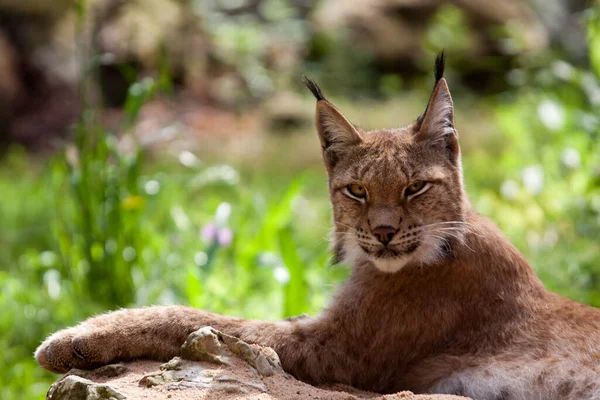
[303,76,363,169]
[414,53,459,162]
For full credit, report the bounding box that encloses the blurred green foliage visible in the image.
[1,3,600,400]
[468,64,600,302]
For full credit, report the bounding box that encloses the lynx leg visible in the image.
[35,305,347,386]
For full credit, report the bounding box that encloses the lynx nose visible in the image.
[372,226,397,246]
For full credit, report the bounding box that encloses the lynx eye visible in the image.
[405,181,427,197]
[346,184,367,199]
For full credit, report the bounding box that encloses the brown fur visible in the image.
[36,55,600,399]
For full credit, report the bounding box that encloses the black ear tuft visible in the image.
[416,51,447,126]
[434,51,445,82]
[302,76,326,101]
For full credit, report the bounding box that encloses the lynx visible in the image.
[36,54,600,399]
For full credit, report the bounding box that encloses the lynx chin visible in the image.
[36,53,600,400]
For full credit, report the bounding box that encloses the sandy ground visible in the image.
[64,358,469,400]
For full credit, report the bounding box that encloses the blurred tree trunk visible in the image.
[0,1,79,152]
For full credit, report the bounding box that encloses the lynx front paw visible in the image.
[35,328,115,373]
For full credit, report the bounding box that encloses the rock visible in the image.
[181,326,286,376]
[47,375,127,400]
[219,331,286,376]
[47,327,471,400]
[181,326,231,365]
[136,327,283,394]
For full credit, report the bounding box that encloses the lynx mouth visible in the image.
[360,242,420,259]
[374,248,399,258]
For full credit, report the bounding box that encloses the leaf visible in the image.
[278,225,307,318]
[588,7,600,79]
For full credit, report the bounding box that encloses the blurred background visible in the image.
[0,0,599,397]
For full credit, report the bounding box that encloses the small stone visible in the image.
[46,375,126,400]
[138,373,169,387]
[160,357,184,371]
[90,384,128,400]
[181,326,229,365]
[225,338,285,377]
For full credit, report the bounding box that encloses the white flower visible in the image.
[171,206,191,230]
[552,60,575,81]
[194,252,208,266]
[561,148,581,169]
[178,151,199,167]
[522,165,544,195]
[44,270,61,299]
[215,202,232,226]
[500,179,519,200]
[258,252,279,267]
[123,247,136,262]
[273,265,291,284]
[40,251,57,267]
[191,165,240,187]
[144,180,160,195]
[537,100,565,131]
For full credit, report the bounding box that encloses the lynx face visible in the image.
[305,54,468,273]
[328,129,466,273]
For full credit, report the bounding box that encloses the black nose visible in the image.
[372,226,397,246]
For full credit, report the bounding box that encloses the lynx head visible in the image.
[304,53,468,273]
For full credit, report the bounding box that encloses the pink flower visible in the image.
[217,227,233,247]
[200,223,233,248]
[201,223,217,243]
